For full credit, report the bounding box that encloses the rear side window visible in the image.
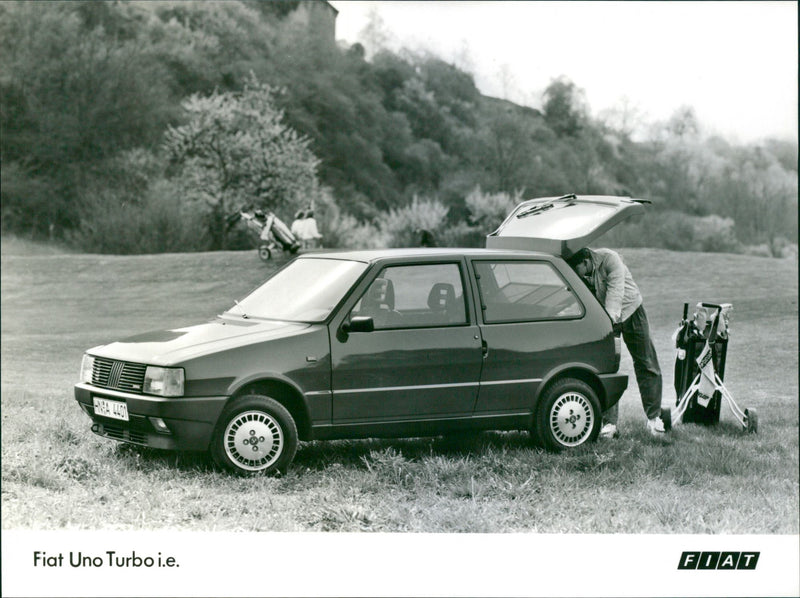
[474,261,582,323]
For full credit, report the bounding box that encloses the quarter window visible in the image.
[474,261,582,323]
[350,263,468,329]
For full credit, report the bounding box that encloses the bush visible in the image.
[0,162,71,237]
[323,212,387,249]
[68,180,209,254]
[691,214,740,253]
[464,186,520,233]
[742,244,773,258]
[439,221,485,248]
[380,196,449,248]
[602,210,743,254]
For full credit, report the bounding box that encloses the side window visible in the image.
[350,263,467,329]
[474,261,582,323]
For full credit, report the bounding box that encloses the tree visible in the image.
[0,1,175,234]
[542,77,588,137]
[164,74,321,249]
[477,108,538,192]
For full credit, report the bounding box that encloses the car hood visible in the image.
[89,316,311,365]
[485,194,649,257]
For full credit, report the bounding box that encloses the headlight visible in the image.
[80,354,95,384]
[143,366,185,397]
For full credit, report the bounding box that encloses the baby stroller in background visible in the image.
[235,208,301,262]
[663,302,757,433]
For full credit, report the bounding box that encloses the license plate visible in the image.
[93,397,129,421]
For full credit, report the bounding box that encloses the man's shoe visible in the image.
[647,417,665,436]
[599,423,619,439]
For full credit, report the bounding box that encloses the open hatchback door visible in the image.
[486,194,650,257]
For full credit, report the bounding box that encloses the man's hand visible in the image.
[612,322,623,336]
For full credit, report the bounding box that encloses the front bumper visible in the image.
[74,383,229,451]
[597,373,628,410]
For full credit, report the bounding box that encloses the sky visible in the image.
[330,1,798,144]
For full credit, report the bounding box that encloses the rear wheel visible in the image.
[258,245,272,262]
[535,379,601,451]
[211,395,298,475]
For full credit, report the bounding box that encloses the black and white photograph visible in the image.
[1,1,798,596]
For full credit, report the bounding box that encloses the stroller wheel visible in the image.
[661,407,672,432]
[744,408,758,434]
[258,245,272,262]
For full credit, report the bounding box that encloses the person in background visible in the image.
[290,210,305,241]
[566,247,665,438]
[415,228,437,247]
[300,209,322,249]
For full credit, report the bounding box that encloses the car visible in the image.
[74,194,649,475]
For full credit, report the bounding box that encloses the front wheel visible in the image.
[258,245,272,262]
[210,395,298,475]
[535,379,601,451]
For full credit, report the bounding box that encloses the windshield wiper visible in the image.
[515,194,577,219]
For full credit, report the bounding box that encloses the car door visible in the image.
[330,261,483,423]
[470,258,610,414]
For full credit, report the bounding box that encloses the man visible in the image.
[566,247,665,438]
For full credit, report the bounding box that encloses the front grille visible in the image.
[92,357,147,394]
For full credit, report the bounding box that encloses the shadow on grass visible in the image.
[292,431,537,472]
[104,432,537,477]
[114,443,215,475]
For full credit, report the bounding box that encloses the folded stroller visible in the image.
[236,209,301,262]
[663,302,757,433]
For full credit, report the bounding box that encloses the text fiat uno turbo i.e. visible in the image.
[75,195,648,475]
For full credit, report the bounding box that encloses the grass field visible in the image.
[1,238,798,533]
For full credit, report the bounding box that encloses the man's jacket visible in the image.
[585,248,643,323]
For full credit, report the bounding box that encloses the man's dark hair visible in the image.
[566,247,592,268]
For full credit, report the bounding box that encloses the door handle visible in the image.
[481,339,489,359]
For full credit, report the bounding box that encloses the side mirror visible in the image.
[342,316,375,334]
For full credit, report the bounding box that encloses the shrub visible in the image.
[380,196,449,248]
[69,179,209,254]
[691,214,740,253]
[602,210,743,254]
[464,186,521,233]
[439,221,484,248]
[742,244,773,258]
[323,212,387,250]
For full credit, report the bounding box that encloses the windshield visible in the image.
[226,258,368,322]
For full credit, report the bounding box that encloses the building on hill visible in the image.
[284,0,338,47]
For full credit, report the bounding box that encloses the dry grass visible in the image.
[1,240,797,532]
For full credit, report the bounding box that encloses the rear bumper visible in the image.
[598,373,628,410]
[74,383,228,451]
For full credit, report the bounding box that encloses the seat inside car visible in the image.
[427,282,463,323]
[360,277,396,327]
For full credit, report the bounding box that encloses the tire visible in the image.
[258,245,272,262]
[210,395,298,475]
[744,408,758,434]
[534,379,601,451]
[661,407,672,432]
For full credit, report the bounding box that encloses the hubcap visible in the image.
[224,410,283,471]
[549,392,594,447]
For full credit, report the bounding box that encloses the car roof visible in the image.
[297,247,556,263]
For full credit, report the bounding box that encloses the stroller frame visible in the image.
[664,302,757,434]
[235,208,300,262]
